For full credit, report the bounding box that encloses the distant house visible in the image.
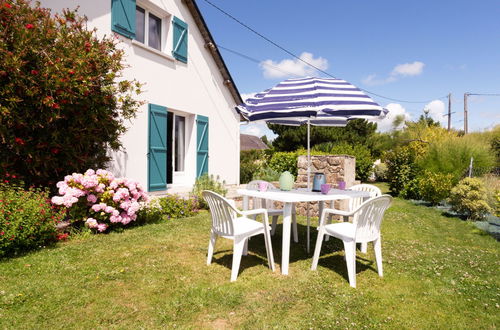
[240,134,269,151]
[40,0,243,193]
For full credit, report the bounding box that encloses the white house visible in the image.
[40,0,243,193]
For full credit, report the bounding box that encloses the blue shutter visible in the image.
[196,115,209,178]
[111,0,136,39]
[148,104,168,191]
[172,16,188,63]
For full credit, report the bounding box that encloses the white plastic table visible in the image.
[236,188,370,275]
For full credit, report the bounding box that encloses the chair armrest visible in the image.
[240,208,268,217]
[323,208,354,217]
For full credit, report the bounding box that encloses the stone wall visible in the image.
[294,155,357,217]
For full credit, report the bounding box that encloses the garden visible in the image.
[1,1,499,328]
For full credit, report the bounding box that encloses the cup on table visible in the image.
[258,182,268,192]
[320,183,331,194]
[338,181,346,190]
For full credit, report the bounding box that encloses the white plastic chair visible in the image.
[326,184,382,253]
[311,195,392,288]
[247,180,298,243]
[202,190,275,282]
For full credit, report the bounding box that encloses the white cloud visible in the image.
[424,100,447,126]
[240,122,278,141]
[260,52,328,79]
[362,61,425,86]
[391,61,425,77]
[371,103,412,132]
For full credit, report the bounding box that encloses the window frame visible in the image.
[173,114,186,174]
[133,2,172,57]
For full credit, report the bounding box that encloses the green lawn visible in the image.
[1,187,499,328]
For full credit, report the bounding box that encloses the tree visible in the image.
[269,119,377,152]
[0,0,142,187]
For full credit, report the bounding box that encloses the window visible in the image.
[135,5,163,51]
[174,115,185,172]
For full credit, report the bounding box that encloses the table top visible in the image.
[236,187,370,203]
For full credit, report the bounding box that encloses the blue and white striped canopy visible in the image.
[236,77,387,126]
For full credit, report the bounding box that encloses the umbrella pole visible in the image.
[307,119,311,254]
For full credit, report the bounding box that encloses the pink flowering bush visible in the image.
[51,169,148,233]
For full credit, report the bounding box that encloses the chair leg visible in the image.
[311,228,325,270]
[373,237,383,277]
[292,212,298,243]
[325,215,331,241]
[343,240,357,288]
[360,242,368,254]
[271,216,278,235]
[243,238,249,256]
[262,228,275,272]
[231,237,245,282]
[207,231,217,265]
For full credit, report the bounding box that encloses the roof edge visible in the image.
[183,0,244,112]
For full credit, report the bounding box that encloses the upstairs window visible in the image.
[135,5,163,51]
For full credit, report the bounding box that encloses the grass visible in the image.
[1,184,499,328]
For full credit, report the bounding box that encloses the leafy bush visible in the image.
[384,144,422,196]
[313,142,374,181]
[400,178,421,200]
[0,1,142,188]
[373,162,388,181]
[448,178,492,220]
[0,183,65,258]
[268,152,299,177]
[191,174,227,209]
[51,169,149,233]
[157,195,198,219]
[418,135,495,183]
[240,150,267,184]
[252,166,280,182]
[418,171,454,205]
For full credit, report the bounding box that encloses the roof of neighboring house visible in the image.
[240,134,269,151]
[183,0,243,110]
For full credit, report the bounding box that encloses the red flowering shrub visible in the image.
[0,0,142,188]
[0,182,66,258]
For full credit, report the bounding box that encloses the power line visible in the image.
[201,0,448,104]
[467,93,500,97]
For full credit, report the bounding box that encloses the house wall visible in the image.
[39,0,241,190]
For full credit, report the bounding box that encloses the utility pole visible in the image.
[464,93,469,134]
[447,93,451,131]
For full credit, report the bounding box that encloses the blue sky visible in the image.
[197,0,500,138]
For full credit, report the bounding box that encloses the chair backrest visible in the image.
[202,190,239,236]
[352,195,392,242]
[247,180,277,209]
[348,184,382,211]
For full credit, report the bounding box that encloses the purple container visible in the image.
[338,181,346,190]
[320,184,331,194]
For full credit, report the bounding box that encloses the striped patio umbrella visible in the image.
[236,76,387,252]
[237,77,387,123]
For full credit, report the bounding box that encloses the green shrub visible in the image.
[0,183,65,258]
[0,1,142,188]
[400,178,421,200]
[448,178,492,220]
[418,171,454,205]
[313,142,374,181]
[268,152,298,177]
[157,195,198,219]
[252,166,280,182]
[240,150,267,184]
[373,162,388,181]
[191,174,227,209]
[384,145,421,196]
[418,135,495,183]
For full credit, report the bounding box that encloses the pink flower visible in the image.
[97,223,108,232]
[104,206,115,214]
[91,204,101,212]
[87,194,97,203]
[85,218,98,228]
[25,23,34,29]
